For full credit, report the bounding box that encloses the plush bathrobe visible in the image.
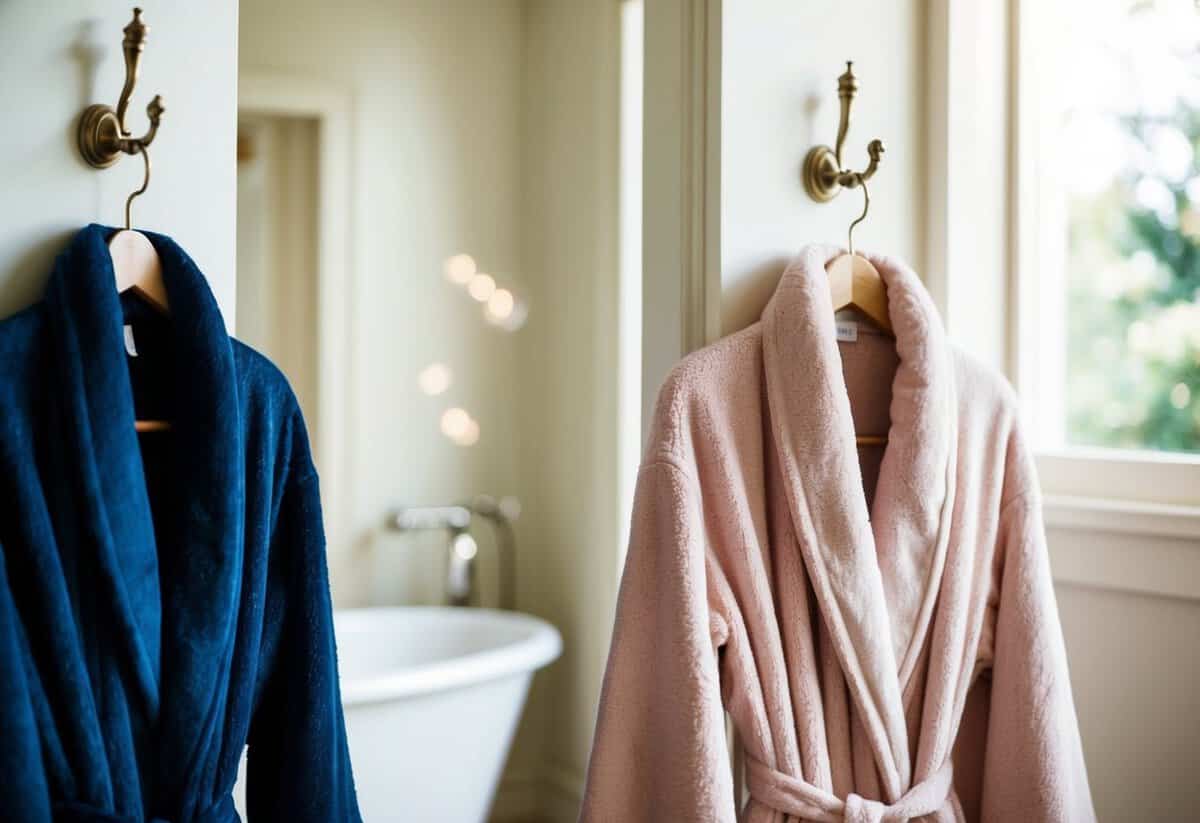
[581,247,1094,822]
[0,225,360,822]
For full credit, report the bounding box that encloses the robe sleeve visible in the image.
[579,459,736,823]
[0,543,51,823]
[246,467,361,822]
[980,492,1095,822]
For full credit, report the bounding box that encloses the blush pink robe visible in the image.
[580,247,1094,822]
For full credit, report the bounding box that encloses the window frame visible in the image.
[929,0,1200,513]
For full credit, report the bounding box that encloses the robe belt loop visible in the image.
[744,755,954,823]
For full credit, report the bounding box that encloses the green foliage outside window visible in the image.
[1064,16,1200,453]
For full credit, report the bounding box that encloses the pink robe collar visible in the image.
[761,246,958,800]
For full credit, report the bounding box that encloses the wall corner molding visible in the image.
[642,0,723,435]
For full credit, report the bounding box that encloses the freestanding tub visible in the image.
[235,606,562,822]
[337,607,562,821]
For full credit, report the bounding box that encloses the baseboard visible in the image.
[490,760,583,823]
[541,760,584,822]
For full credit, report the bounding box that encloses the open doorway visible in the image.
[236,114,321,442]
[235,76,353,572]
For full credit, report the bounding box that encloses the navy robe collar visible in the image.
[44,224,245,815]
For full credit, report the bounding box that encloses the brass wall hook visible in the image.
[77,8,165,170]
[802,62,885,203]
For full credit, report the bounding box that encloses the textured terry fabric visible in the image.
[580,246,1095,823]
[0,224,360,822]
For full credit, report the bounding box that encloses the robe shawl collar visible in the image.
[44,224,246,814]
[761,245,958,802]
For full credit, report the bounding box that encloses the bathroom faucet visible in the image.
[387,496,519,609]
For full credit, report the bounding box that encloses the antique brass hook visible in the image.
[802,62,885,203]
[77,8,165,171]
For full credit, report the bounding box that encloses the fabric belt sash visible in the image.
[52,795,238,823]
[745,756,954,823]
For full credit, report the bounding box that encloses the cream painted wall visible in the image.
[720,0,925,334]
[503,3,622,818]
[239,0,525,608]
[0,1,238,323]
[1042,495,1200,818]
[1056,583,1200,821]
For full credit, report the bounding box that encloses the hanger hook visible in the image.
[847,173,869,257]
[125,143,151,231]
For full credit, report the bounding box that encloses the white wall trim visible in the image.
[923,0,1013,375]
[641,0,722,436]
[1045,495,1200,542]
[1046,495,1200,603]
[237,73,355,574]
[681,0,722,354]
[1049,538,1200,604]
[923,0,951,318]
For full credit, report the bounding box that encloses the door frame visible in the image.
[641,0,723,435]
[238,73,355,567]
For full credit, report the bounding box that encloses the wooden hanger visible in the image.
[827,174,890,447]
[827,174,892,335]
[111,144,171,433]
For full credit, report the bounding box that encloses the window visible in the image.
[1019,0,1200,456]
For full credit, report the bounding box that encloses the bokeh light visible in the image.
[417,362,453,396]
[467,273,496,302]
[443,254,477,285]
[439,406,480,447]
[486,288,515,321]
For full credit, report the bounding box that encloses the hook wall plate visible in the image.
[803,145,842,203]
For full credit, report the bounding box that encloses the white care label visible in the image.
[123,324,138,357]
[835,319,858,342]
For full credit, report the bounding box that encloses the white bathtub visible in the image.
[235,606,562,822]
[337,607,562,821]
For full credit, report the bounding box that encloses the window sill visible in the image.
[1036,449,1200,509]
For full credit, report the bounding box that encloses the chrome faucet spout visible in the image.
[387,498,519,609]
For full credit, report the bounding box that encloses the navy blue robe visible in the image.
[0,225,360,822]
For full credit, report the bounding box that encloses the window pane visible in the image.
[1041,0,1200,453]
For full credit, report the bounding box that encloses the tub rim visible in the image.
[334,606,563,706]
